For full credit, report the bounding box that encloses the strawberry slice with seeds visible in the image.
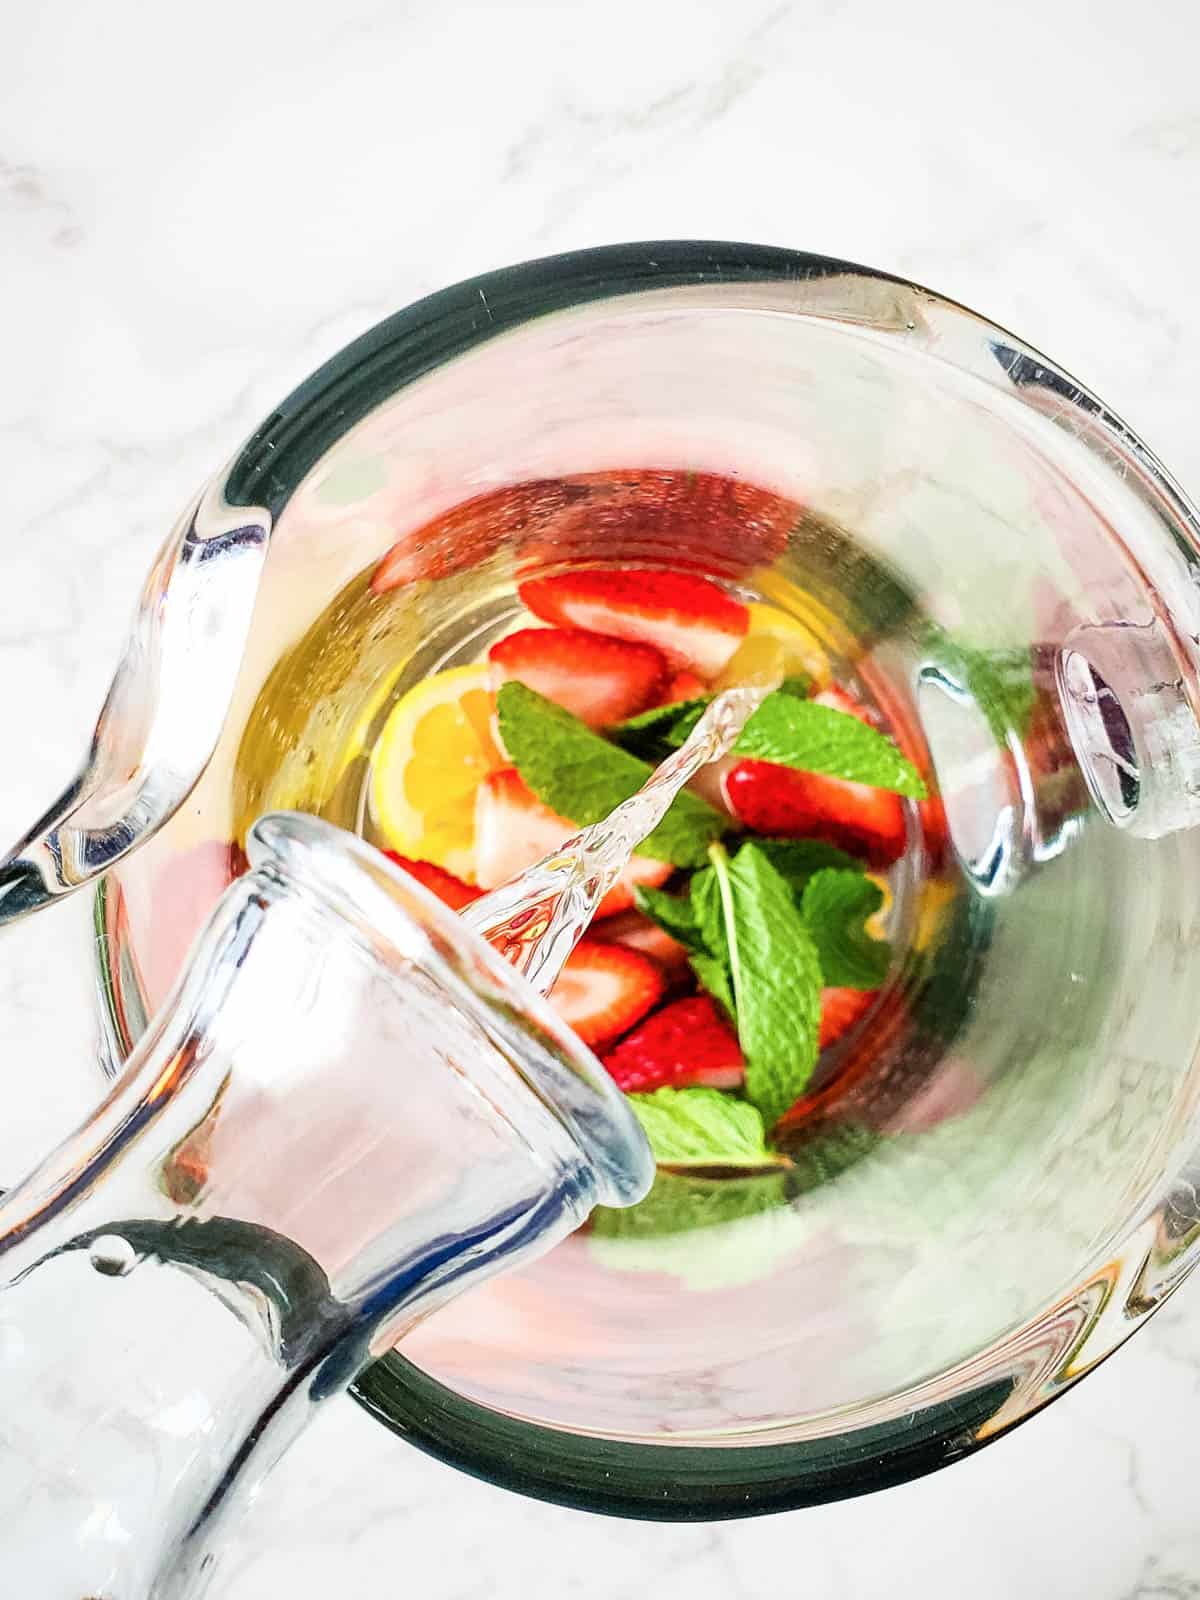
[381,851,482,911]
[474,768,672,916]
[723,761,907,867]
[489,627,666,727]
[597,908,693,976]
[518,570,749,679]
[818,986,878,1050]
[548,938,666,1047]
[601,995,745,1093]
[723,684,908,867]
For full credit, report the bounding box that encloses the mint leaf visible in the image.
[777,1122,881,1193]
[801,868,890,989]
[627,1087,774,1167]
[663,677,812,751]
[611,696,711,761]
[734,696,927,797]
[632,884,705,950]
[753,838,861,897]
[690,952,737,1019]
[714,842,824,1125]
[687,866,737,1016]
[497,683,727,868]
[689,865,724,953]
[589,1169,788,1239]
[635,875,736,1012]
[927,637,1035,747]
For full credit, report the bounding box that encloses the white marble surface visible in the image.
[3,0,1200,1594]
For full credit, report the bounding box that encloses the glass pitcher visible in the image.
[0,806,654,1596]
[5,241,1200,1546]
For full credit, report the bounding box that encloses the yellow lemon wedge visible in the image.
[369,664,502,880]
[714,601,830,691]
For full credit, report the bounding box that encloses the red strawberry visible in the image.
[814,683,876,726]
[513,470,797,579]
[381,851,482,911]
[549,938,665,1047]
[489,627,666,727]
[474,768,672,916]
[723,761,907,867]
[518,570,749,679]
[372,471,797,591]
[818,986,877,1050]
[723,683,907,867]
[662,669,707,702]
[597,908,693,976]
[601,995,745,1093]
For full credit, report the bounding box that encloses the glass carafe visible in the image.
[0,811,651,1595]
[5,241,1200,1531]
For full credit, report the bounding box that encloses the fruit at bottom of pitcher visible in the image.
[602,996,745,1093]
[473,768,673,917]
[547,939,666,1048]
[364,554,935,1201]
[518,569,750,678]
[488,627,667,727]
[370,665,503,880]
[724,758,907,868]
[382,852,482,911]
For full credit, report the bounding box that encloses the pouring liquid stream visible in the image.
[461,682,773,995]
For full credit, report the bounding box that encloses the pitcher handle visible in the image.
[0,481,271,927]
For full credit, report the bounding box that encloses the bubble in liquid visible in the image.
[88,1234,137,1277]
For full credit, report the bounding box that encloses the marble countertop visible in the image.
[4,1,1200,1594]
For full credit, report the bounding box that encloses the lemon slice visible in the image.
[714,601,830,691]
[369,664,502,879]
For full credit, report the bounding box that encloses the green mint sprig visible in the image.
[751,837,861,894]
[610,696,712,761]
[800,868,889,989]
[496,682,727,867]
[636,841,892,1120]
[589,1168,789,1239]
[715,842,825,1126]
[732,695,927,797]
[627,1086,777,1167]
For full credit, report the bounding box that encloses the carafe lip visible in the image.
[245,812,654,1212]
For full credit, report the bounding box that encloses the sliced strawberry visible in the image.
[818,986,877,1050]
[518,570,749,679]
[722,683,907,866]
[813,683,875,725]
[688,752,738,818]
[381,851,482,911]
[723,761,906,867]
[662,669,707,703]
[597,909,692,976]
[489,627,666,727]
[513,470,796,578]
[601,995,745,1094]
[373,471,797,591]
[474,768,673,916]
[548,938,665,1047]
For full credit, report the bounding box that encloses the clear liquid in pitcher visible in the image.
[99,466,1101,1438]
